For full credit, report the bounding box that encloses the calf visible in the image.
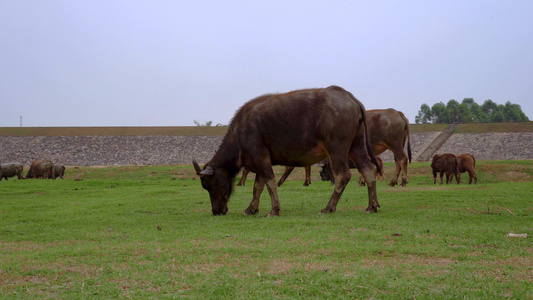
[456,153,477,184]
[49,164,66,179]
[431,154,459,184]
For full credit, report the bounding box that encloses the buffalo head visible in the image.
[193,159,233,215]
[319,164,335,184]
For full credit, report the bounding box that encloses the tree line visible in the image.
[193,120,226,127]
[415,98,529,124]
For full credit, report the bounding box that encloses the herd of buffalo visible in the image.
[1,86,479,217]
[193,86,479,216]
[0,159,65,181]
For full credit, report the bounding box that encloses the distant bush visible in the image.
[415,98,529,124]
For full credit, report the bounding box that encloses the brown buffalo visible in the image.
[193,86,380,216]
[25,160,55,179]
[456,153,477,184]
[1,163,24,180]
[49,164,65,179]
[321,108,411,186]
[431,153,459,184]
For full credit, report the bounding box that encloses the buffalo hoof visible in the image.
[365,206,378,213]
[303,182,310,187]
[268,210,280,217]
[320,207,335,214]
[388,180,398,187]
[243,208,258,215]
[236,183,244,186]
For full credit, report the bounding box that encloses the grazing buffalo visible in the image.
[193,86,381,216]
[50,164,66,179]
[431,153,459,184]
[237,165,312,187]
[320,108,411,186]
[456,153,477,184]
[25,160,55,179]
[1,163,24,180]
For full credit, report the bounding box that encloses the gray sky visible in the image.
[1,1,532,127]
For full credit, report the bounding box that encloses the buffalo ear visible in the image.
[200,166,214,176]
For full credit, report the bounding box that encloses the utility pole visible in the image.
[20,115,22,127]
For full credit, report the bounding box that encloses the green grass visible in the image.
[0,162,532,298]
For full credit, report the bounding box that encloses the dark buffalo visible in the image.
[237,165,312,187]
[320,108,411,186]
[431,153,459,184]
[25,160,55,179]
[193,86,380,216]
[456,153,477,184]
[1,163,24,180]
[50,164,65,179]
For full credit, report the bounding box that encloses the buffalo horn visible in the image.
[192,159,202,173]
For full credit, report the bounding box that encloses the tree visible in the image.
[504,102,529,122]
[469,102,483,122]
[446,99,460,123]
[193,120,213,126]
[481,100,498,122]
[415,103,431,124]
[416,98,529,124]
[457,102,474,123]
[430,102,447,123]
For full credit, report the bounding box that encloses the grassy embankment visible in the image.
[0,160,531,298]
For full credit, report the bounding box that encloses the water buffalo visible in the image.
[1,163,24,180]
[25,160,55,179]
[50,164,65,179]
[320,108,411,186]
[237,165,312,187]
[193,86,380,216]
[431,153,459,184]
[456,153,477,184]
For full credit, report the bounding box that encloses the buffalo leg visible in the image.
[303,166,311,186]
[349,136,379,212]
[277,166,295,187]
[357,174,366,186]
[265,176,281,216]
[237,168,249,186]
[468,169,477,184]
[439,172,444,185]
[243,177,265,215]
[350,127,379,212]
[352,155,379,213]
[320,156,351,214]
[390,147,409,187]
[389,157,401,186]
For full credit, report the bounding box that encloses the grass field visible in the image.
[1,161,532,298]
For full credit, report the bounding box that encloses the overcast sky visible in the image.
[1,1,532,127]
